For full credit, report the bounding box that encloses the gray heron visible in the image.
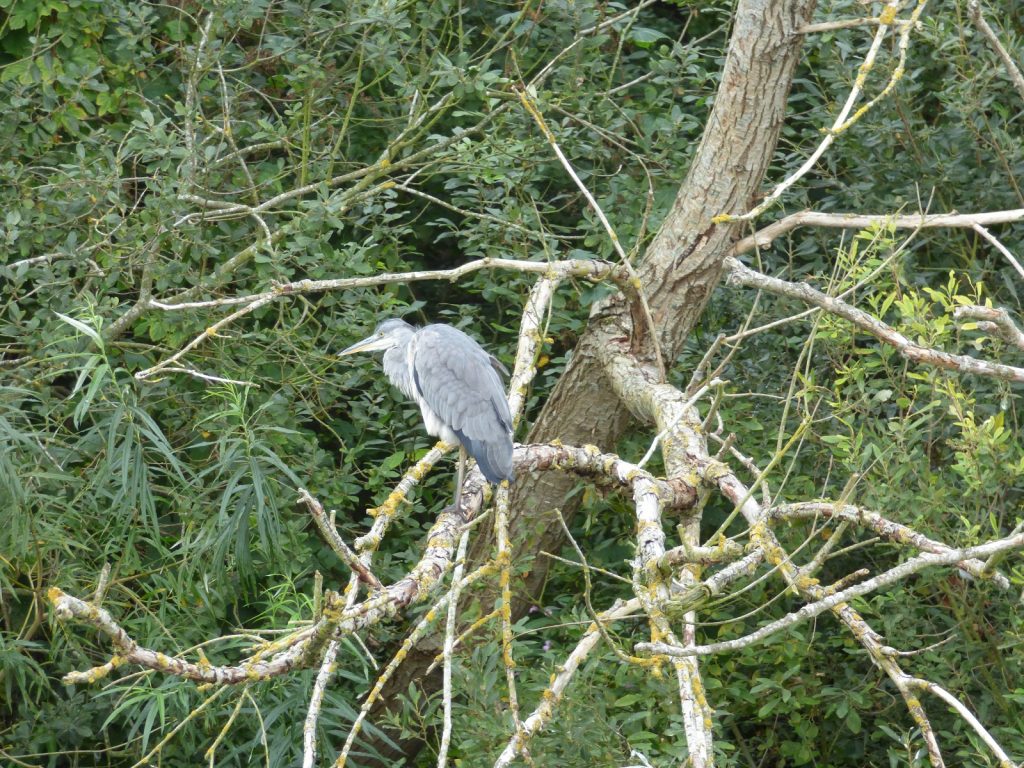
[339,319,514,504]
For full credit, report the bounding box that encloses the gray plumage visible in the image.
[339,318,514,485]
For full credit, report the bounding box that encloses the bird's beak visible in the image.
[338,333,389,356]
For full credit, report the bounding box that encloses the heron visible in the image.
[338,318,514,505]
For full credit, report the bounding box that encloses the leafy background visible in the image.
[1,0,1022,765]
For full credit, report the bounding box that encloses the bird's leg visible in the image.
[452,445,467,510]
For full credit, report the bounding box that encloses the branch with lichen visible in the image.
[302,638,340,768]
[906,675,1019,768]
[722,0,929,223]
[629,467,714,767]
[299,488,382,589]
[49,587,316,685]
[712,467,949,765]
[50,504,472,687]
[637,531,1024,659]
[506,277,559,426]
[597,332,722,764]
[494,485,523,735]
[437,527,473,768]
[332,562,497,768]
[492,599,642,768]
[773,502,1012,588]
[590,331,1007,767]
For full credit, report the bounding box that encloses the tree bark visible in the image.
[503,0,818,601]
[367,0,817,760]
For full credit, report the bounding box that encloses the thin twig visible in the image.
[156,367,257,387]
[299,489,383,589]
[554,510,653,665]
[205,687,249,767]
[967,0,1024,104]
[725,0,930,223]
[516,87,666,379]
[971,221,1024,280]
[437,529,472,768]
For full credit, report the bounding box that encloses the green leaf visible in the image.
[54,311,102,345]
[846,710,861,734]
[613,693,644,707]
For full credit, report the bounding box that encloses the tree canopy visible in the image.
[1,1,1023,766]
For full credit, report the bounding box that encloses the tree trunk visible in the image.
[367,0,817,760]
[504,0,818,601]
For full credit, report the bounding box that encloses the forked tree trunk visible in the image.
[367,0,817,761]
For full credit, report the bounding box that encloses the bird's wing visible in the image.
[411,325,514,482]
[488,354,510,379]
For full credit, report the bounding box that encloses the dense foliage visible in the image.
[1,0,1022,765]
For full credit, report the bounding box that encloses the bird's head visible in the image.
[338,318,414,356]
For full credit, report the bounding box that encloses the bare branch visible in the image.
[134,686,231,768]
[720,473,946,765]
[180,13,215,188]
[596,341,951,764]
[774,502,1012,588]
[799,17,883,34]
[300,489,383,589]
[637,532,1024,658]
[970,221,1024,281]
[437,530,471,768]
[732,208,1024,257]
[637,378,722,468]
[967,0,1024,104]
[137,258,631,381]
[332,562,496,768]
[492,599,641,768]
[156,367,257,387]
[206,687,249,767]
[302,640,339,768]
[51,504,473,685]
[628,462,714,767]
[494,485,523,735]
[50,587,315,684]
[356,443,452,553]
[136,293,278,381]
[516,87,665,378]
[907,676,1020,767]
[507,277,558,427]
[725,257,1024,382]
[659,540,744,570]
